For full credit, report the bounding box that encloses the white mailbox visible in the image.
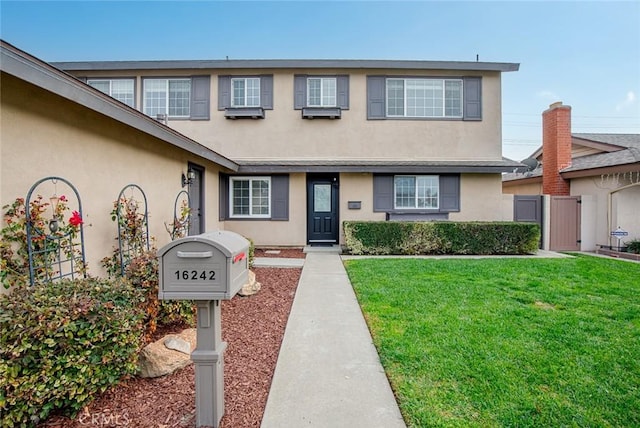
[158,231,249,301]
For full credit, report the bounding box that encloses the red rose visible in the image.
[69,211,83,227]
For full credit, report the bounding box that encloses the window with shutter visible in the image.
[294,75,349,119]
[218,75,273,119]
[367,76,481,121]
[219,174,289,221]
[373,174,460,216]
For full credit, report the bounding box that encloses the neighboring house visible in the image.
[1,40,237,287]
[503,102,640,250]
[53,56,521,247]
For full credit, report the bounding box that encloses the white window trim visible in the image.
[385,78,463,119]
[142,78,191,118]
[393,175,440,210]
[87,78,135,107]
[231,77,261,108]
[229,176,271,218]
[307,77,337,107]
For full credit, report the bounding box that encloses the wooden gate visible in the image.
[549,196,581,251]
[514,195,544,248]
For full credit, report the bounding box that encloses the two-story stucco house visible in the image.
[50,58,520,247]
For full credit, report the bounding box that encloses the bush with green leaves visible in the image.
[0,278,145,427]
[343,221,540,255]
[124,249,195,342]
[625,238,640,254]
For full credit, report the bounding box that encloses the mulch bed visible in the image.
[40,250,303,428]
[254,248,306,259]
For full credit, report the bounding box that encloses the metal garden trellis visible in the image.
[115,184,150,276]
[167,189,192,240]
[25,176,87,286]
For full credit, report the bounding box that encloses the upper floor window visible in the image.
[386,78,462,118]
[394,175,439,209]
[230,177,271,218]
[232,77,261,107]
[87,78,135,107]
[307,77,337,107]
[367,76,481,121]
[218,75,273,119]
[293,75,349,119]
[143,78,191,118]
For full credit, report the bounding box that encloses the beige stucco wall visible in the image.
[77,69,505,162]
[569,176,640,248]
[451,174,511,221]
[339,173,386,243]
[1,74,223,288]
[502,179,543,195]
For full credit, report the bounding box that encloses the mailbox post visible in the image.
[158,231,249,428]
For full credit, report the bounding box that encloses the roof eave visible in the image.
[237,162,522,174]
[560,162,640,179]
[51,59,520,73]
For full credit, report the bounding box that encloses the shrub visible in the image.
[625,238,640,254]
[1,196,85,290]
[246,236,255,269]
[0,278,145,426]
[124,250,195,341]
[343,221,540,255]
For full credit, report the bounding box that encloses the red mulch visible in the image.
[39,259,303,428]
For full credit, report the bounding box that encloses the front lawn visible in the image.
[345,254,640,427]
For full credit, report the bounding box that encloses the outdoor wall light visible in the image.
[182,168,195,188]
[49,194,60,233]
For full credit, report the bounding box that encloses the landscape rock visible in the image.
[138,328,196,378]
[238,270,262,297]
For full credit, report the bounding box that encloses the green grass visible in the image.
[344,254,640,427]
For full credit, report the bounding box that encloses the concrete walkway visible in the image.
[261,249,406,428]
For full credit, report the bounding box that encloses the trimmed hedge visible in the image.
[0,278,145,427]
[343,221,540,255]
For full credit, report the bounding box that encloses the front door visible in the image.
[307,174,339,245]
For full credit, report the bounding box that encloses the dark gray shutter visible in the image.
[293,75,307,110]
[271,175,289,220]
[439,175,460,212]
[373,175,394,211]
[463,77,482,121]
[337,75,349,109]
[219,174,229,220]
[367,76,386,119]
[190,75,210,120]
[218,75,231,110]
[261,75,273,110]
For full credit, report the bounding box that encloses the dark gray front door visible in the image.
[307,174,339,244]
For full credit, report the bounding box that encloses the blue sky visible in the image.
[1,0,639,160]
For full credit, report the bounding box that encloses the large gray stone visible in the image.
[138,328,196,378]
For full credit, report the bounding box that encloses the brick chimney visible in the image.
[542,101,572,195]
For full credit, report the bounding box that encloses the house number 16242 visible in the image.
[174,270,216,281]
